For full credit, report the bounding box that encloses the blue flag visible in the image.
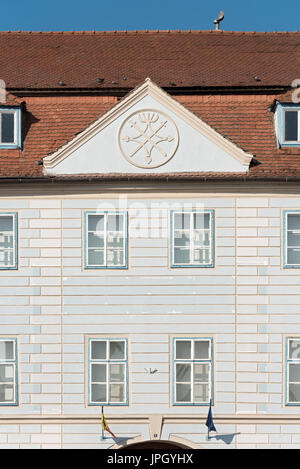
[205,400,216,432]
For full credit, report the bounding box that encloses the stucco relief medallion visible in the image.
[118,109,179,169]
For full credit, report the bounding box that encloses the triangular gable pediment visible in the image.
[43,78,253,175]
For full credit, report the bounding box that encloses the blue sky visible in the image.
[0,0,299,32]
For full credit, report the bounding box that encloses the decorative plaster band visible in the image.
[1,414,300,425]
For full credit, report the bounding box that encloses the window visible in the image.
[0,213,18,270]
[173,337,213,405]
[284,110,300,142]
[286,338,300,405]
[0,339,18,405]
[84,211,128,269]
[283,210,300,268]
[88,338,128,405]
[170,210,214,267]
[0,108,21,148]
[275,103,300,147]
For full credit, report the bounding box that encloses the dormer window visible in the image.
[275,103,300,147]
[284,110,300,143]
[0,108,21,148]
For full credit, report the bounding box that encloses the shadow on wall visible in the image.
[114,437,135,447]
[110,433,241,448]
[209,432,241,445]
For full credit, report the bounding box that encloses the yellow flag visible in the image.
[101,406,116,438]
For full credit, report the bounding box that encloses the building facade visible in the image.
[0,30,300,448]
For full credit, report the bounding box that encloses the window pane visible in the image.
[0,250,14,267]
[110,383,125,402]
[0,233,13,249]
[285,111,298,141]
[174,231,190,248]
[176,341,191,359]
[107,214,123,232]
[194,363,210,382]
[194,230,210,246]
[194,383,209,403]
[289,383,300,402]
[289,363,300,382]
[193,248,210,264]
[174,248,190,264]
[91,383,106,402]
[91,341,106,360]
[287,248,300,265]
[174,213,190,230]
[289,340,300,359]
[88,215,104,231]
[107,249,124,266]
[88,232,104,248]
[176,383,191,402]
[110,363,125,382]
[0,216,13,232]
[1,113,14,143]
[91,363,106,383]
[88,249,104,266]
[287,215,300,230]
[0,364,14,382]
[0,341,14,360]
[288,231,300,247]
[107,235,124,248]
[0,384,14,402]
[194,213,210,229]
[109,341,125,360]
[194,341,210,359]
[176,363,191,382]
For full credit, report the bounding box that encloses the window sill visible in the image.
[171,264,215,269]
[84,265,128,270]
[279,142,300,148]
[173,402,212,406]
[0,144,20,149]
[88,403,128,407]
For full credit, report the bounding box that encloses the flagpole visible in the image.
[101,406,104,441]
[101,406,116,440]
[205,399,216,441]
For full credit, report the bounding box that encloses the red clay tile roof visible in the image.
[0,30,300,181]
[0,91,300,180]
[0,30,300,90]
[0,95,117,177]
[4,91,23,106]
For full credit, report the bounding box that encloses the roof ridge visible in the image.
[0,29,300,35]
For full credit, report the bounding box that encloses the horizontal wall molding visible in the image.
[2,414,300,425]
[3,182,300,197]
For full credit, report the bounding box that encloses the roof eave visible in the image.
[8,85,291,97]
[1,174,300,184]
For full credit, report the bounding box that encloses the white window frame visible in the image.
[0,108,21,148]
[88,338,128,406]
[0,338,18,406]
[0,212,18,270]
[286,337,300,405]
[171,210,214,268]
[173,337,213,406]
[84,211,128,269]
[282,108,300,144]
[283,210,300,268]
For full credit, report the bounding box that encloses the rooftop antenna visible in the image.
[214,10,224,30]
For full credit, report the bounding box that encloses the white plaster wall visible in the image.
[1,422,300,448]
[0,189,300,447]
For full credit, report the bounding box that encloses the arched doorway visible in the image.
[120,439,191,450]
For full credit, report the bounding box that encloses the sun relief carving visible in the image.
[118,109,179,169]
